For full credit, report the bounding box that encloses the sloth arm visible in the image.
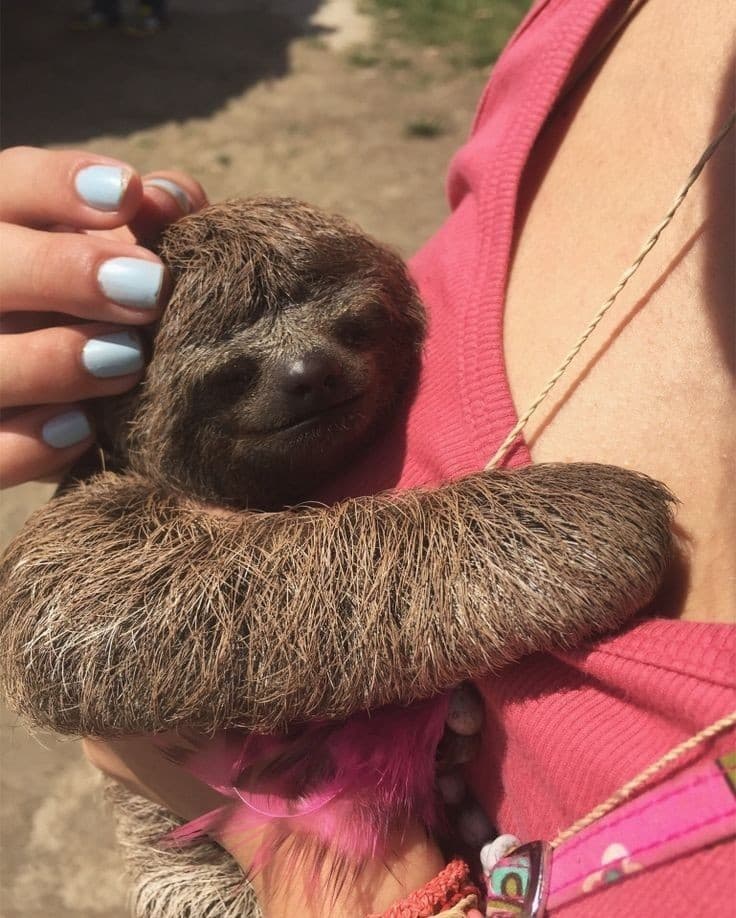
[0,462,672,736]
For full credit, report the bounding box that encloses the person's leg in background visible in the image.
[70,0,121,30]
[126,0,168,36]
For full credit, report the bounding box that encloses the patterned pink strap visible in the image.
[547,750,736,910]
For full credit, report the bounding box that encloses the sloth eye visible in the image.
[208,356,258,399]
[335,311,383,349]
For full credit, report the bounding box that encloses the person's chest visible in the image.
[503,0,735,621]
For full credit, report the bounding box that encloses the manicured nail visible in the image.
[98,257,164,310]
[82,330,144,379]
[75,165,131,212]
[143,178,192,214]
[42,410,92,449]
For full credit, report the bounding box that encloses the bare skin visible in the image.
[246,1,735,908]
[0,147,207,485]
[505,0,735,623]
[82,735,447,914]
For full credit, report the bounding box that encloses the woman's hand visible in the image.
[84,733,447,917]
[0,146,207,487]
[83,686,486,917]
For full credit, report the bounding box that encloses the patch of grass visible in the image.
[366,0,530,69]
[346,44,382,67]
[215,152,232,167]
[386,55,413,70]
[405,116,447,138]
[304,34,329,50]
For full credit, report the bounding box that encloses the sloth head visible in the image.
[113,198,426,509]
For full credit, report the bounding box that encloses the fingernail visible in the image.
[143,178,192,214]
[75,165,131,212]
[42,410,92,449]
[82,330,144,379]
[98,257,164,310]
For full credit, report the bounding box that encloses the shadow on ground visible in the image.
[1,0,326,146]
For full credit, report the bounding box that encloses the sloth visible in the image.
[0,198,675,914]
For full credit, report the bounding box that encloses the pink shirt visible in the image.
[327,0,736,913]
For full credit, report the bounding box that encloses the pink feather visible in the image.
[160,696,450,872]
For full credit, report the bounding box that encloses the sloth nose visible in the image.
[278,352,347,406]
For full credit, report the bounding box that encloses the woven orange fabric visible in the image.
[369,858,479,918]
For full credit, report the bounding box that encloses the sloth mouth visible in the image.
[278,395,365,435]
[256,394,365,437]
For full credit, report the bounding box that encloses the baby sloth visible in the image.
[112,197,425,511]
[0,199,676,915]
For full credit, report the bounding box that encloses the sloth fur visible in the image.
[0,198,675,915]
[1,462,673,736]
[105,780,258,918]
[0,199,674,736]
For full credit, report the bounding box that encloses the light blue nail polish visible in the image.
[42,411,92,449]
[143,178,192,214]
[75,165,130,212]
[98,257,164,310]
[82,331,144,379]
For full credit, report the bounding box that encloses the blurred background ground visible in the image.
[0,1,527,914]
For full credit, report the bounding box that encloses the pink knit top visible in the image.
[326,0,736,913]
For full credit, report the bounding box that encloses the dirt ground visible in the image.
[0,1,494,914]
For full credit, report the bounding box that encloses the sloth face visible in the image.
[159,291,421,508]
[123,199,426,509]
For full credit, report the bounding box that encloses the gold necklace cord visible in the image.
[487,108,736,471]
[549,709,736,849]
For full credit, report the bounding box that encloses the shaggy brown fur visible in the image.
[105,781,258,918]
[0,198,675,734]
[0,198,675,916]
[0,462,673,735]
[106,198,425,510]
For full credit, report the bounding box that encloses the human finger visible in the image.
[0,404,94,488]
[128,170,209,245]
[0,323,145,409]
[0,224,169,321]
[0,147,143,229]
[83,737,227,821]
